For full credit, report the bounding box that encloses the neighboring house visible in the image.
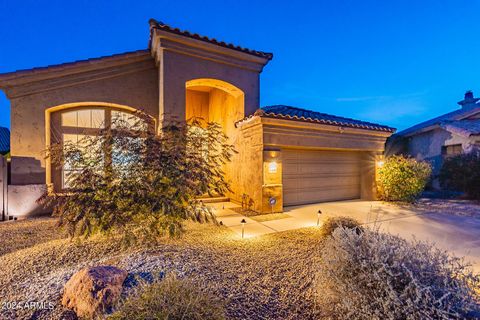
[0,127,9,155]
[389,91,480,188]
[0,19,395,218]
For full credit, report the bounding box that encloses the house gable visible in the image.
[149,19,272,123]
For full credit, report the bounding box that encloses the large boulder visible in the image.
[62,266,128,318]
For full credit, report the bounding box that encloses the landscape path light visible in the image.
[317,210,322,226]
[241,218,246,239]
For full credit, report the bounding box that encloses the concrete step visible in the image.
[199,196,230,203]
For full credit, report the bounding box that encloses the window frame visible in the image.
[50,106,150,191]
[442,144,463,157]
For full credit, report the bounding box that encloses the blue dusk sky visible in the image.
[1,0,479,131]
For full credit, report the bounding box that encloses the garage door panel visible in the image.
[284,150,360,160]
[284,186,360,206]
[284,165,360,175]
[283,149,361,206]
[283,175,360,191]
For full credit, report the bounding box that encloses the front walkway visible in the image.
[210,201,324,238]
[210,199,480,272]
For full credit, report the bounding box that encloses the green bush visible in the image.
[109,275,225,320]
[439,152,480,200]
[377,155,431,202]
[317,227,480,319]
[319,216,362,238]
[38,112,235,242]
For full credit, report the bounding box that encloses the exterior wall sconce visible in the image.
[268,161,278,173]
[241,218,246,238]
[376,160,385,168]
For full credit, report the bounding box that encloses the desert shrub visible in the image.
[439,152,480,200]
[109,274,225,320]
[319,216,362,238]
[377,155,431,202]
[317,227,480,319]
[38,112,235,241]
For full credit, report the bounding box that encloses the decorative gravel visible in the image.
[0,219,323,319]
[0,217,67,256]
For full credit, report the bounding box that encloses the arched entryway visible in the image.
[185,79,245,198]
[185,78,245,135]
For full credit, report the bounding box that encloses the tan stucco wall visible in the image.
[158,50,260,123]
[9,61,158,186]
[261,118,390,152]
[225,119,264,212]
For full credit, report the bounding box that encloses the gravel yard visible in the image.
[0,218,67,256]
[0,219,323,319]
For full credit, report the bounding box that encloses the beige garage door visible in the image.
[283,149,361,206]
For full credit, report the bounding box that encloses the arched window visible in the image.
[49,106,146,190]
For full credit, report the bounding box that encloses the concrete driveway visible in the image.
[211,199,480,271]
[285,200,480,272]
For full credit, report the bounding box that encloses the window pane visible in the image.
[91,109,105,128]
[112,110,144,129]
[61,111,77,127]
[112,136,142,170]
[62,133,104,188]
[63,169,81,188]
[77,109,91,128]
[63,133,79,144]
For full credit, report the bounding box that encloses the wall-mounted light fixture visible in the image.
[376,160,385,168]
[268,161,278,173]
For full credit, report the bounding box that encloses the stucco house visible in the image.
[389,91,480,188]
[0,19,395,218]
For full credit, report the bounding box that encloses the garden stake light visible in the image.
[241,219,246,239]
[317,210,322,226]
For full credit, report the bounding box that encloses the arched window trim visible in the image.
[45,102,155,190]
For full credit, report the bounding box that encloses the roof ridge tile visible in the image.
[149,19,273,60]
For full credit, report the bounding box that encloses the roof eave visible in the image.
[236,113,395,136]
[0,49,152,89]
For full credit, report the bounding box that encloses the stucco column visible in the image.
[261,149,283,213]
[360,151,381,200]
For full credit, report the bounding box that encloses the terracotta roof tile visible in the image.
[237,105,396,132]
[149,19,273,60]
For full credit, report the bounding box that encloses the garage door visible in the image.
[283,149,361,206]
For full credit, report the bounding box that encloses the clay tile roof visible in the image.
[149,19,273,60]
[238,105,396,132]
[0,127,10,154]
